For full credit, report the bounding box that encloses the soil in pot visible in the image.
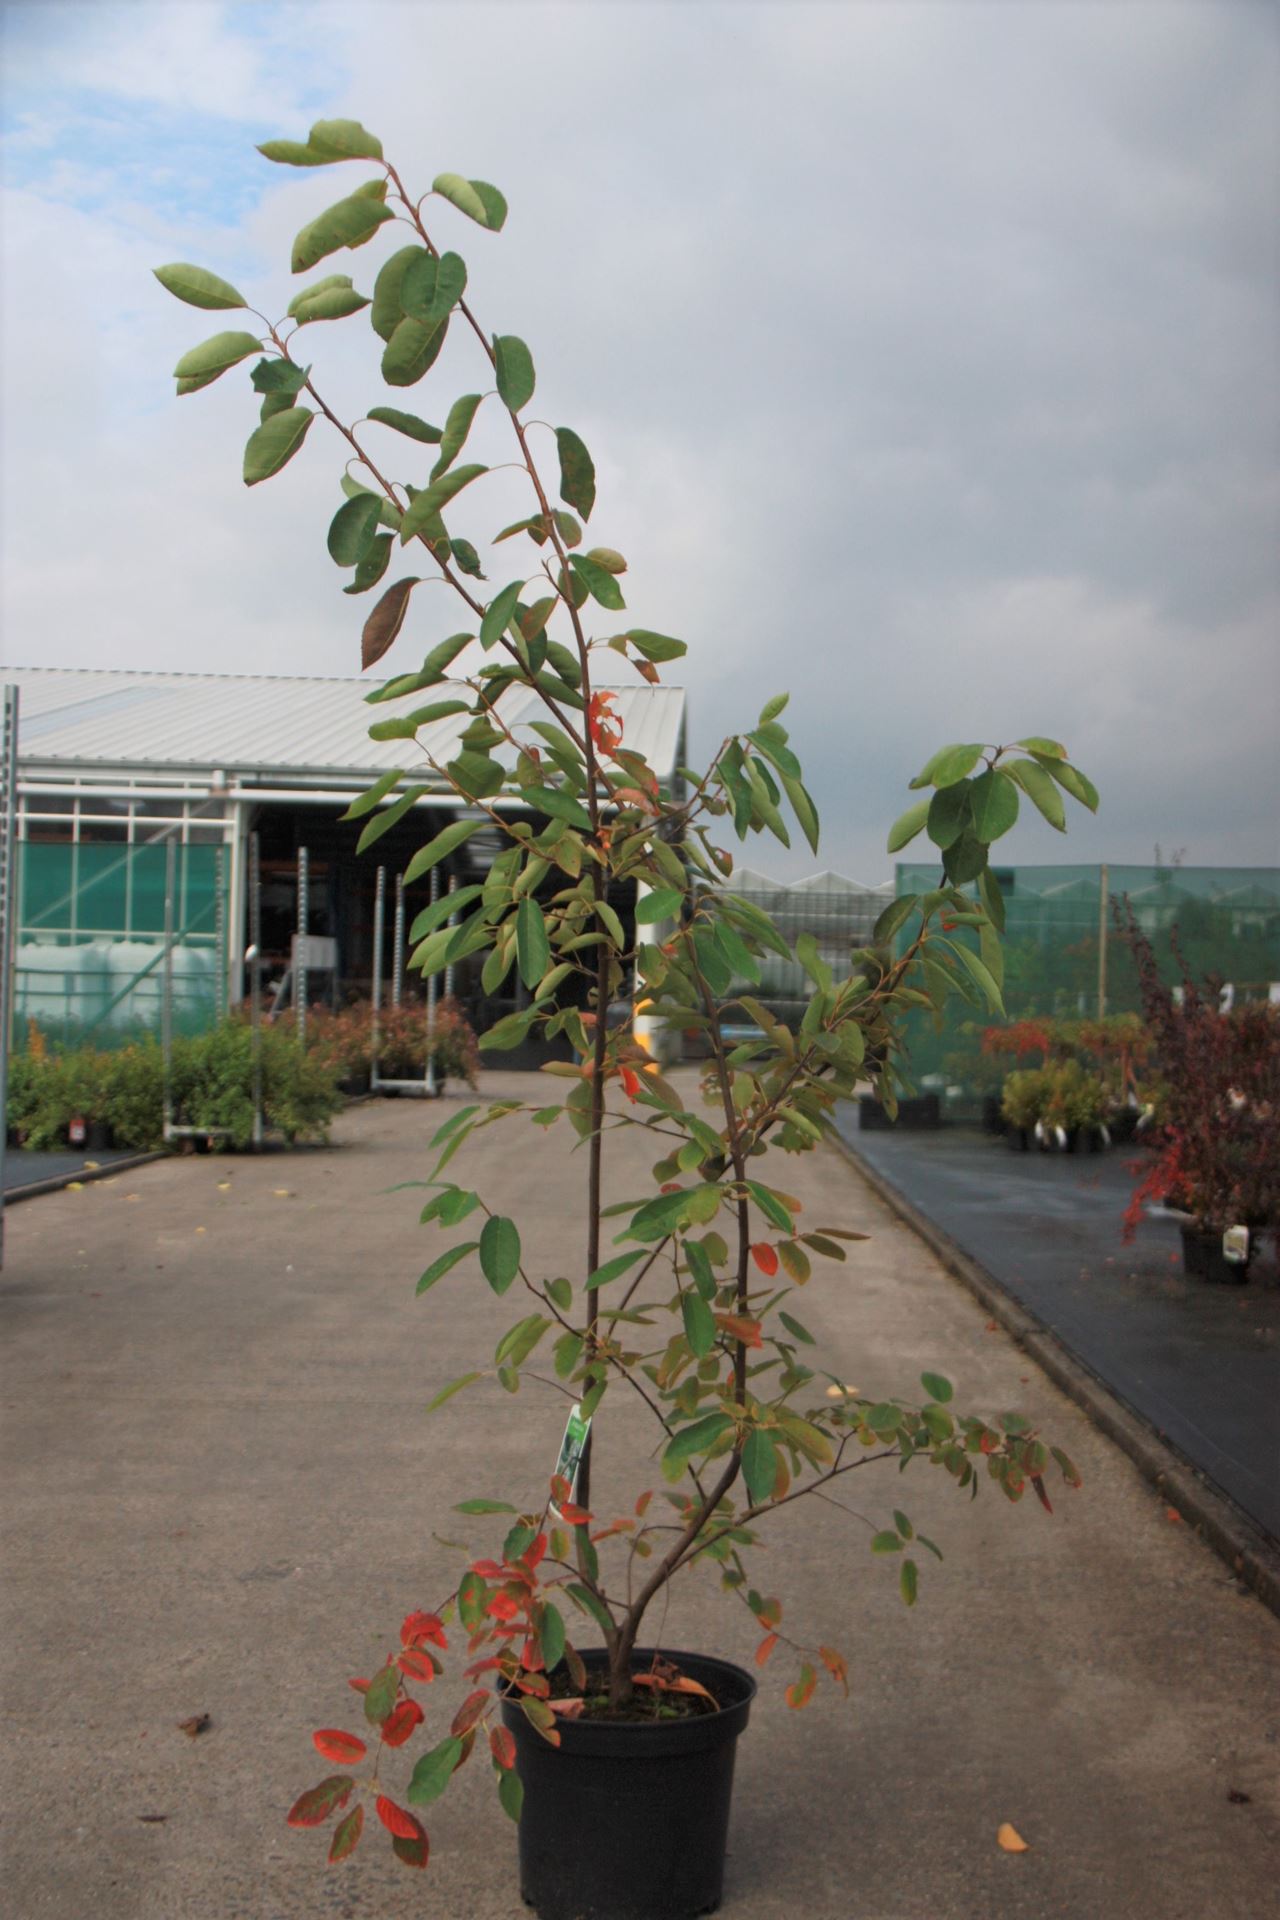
[502,1647,755,1920]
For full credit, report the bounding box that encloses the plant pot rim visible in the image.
[501,1646,756,1760]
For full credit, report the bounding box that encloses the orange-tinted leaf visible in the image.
[401,1609,448,1649]
[521,1636,545,1672]
[634,1489,653,1517]
[1030,1475,1053,1514]
[381,1698,425,1748]
[819,1645,849,1696]
[750,1243,779,1276]
[328,1803,364,1863]
[521,1695,562,1746]
[463,1655,507,1679]
[520,1532,548,1573]
[375,1795,425,1842]
[313,1729,367,1765]
[392,1830,430,1869]
[470,1559,507,1579]
[755,1633,779,1668]
[347,1677,370,1694]
[631,1670,717,1703]
[486,1591,520,1623]
[489,1725,517,1770]
[785,1663,816,1710]
[619,1066,640,1100]
[997,1822,1029,1852]
[451,1689,491,1737]
[397,1648,439,1683]
[362,577,419,671]
[715,1313,763,1349]
[287,1775,354,1828]
[557,1501,593,1526]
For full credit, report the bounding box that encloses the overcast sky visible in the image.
[2,0,1277,881]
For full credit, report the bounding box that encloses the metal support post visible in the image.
[249,831,263,1149]
[370,865,386,1092]
[0,687,19,1268]
[1097,863,1109,1020]
[296,844,309,1044]
[214,844,227,1019]
[392,871,405,1009]
[425,865,439,1097]
[443,872,458,1002]
[162,836,176,1143]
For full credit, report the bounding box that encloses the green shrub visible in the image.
[1000,1067,1047,1132]
[102,1042,165,1149]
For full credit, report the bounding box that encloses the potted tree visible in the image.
[157,120,1097,1915]
[1120,911,1279,1282]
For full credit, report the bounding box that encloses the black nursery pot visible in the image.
[501,1648,756,1920]
[1180,1223,1249,1285]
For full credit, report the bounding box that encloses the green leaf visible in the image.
[498,1768,524,1823]
[520,786,592,831]
[1014,736,1066,759]
[627,629,686,663]
[425,1370,482,1413]
[777,1309,815,1345]
[455,1497,517,1514]
[404,250,468,328]
[494,335,535,411]
[873,895,918,945]
[927,781,972,851]
[947,939,1003,1013]
[367,405,442,444]
[173,329,262,381]
[417,1241,479,1295]
[978,865,1005,933]
[887,798,930,855]
[307,117,384,161]
[900,1558,919,1606]
[153,263,247,311]
[539,1601,566,1673]
[585,1250,646,1291]
[566,1583,614,1636]
[344,530,394,595]
[251,357,309,394]
[400,463,488,541]
[293,285,370,324]
[433,172,508,229]
[968,769,1019,843]
[432,393,484,480]
[370,245,424,341]
[870,1530,902,1554]
[635,888,682,925]
[571,553,625,611]
[1039,758,1099,812]
[759,693,789,724]
[779,772,820,856]
[477,1009,536,1053]
[287,272,354,319]
[354,784,427,852]
[663,1411,734,1473]
[556,427,596,520]
[742,1428,778,1503]
[342,767,405,821]
[361,577,421,671]
[746,1180,795,1233]
[479,1216,521,1295]
[364,1661,400,1725]
[681,1290,716,1357]
[243,406,314,486]
[920,1371,953,1403]
[480,579,523,651]
[382,312,450,387]
[327,494,382,566]
[516,898,551,990]
[291,181,393,272]
[1006,757,1067,832]
[496,1312,550,1369]
[404,818,485,886]
[407,1736,463,1807]
[258,137,340,167]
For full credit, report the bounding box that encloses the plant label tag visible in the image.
[68,1115,86,1146]
[1223,1226,1250,1265]
[550,1403,591,1518]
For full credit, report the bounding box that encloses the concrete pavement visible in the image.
[2,1070,1276,1918]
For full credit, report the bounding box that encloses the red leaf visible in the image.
[755,1633,779,1668]
[451,1689,491,1737]
[521,1637,545,1672]
[634,1489,653,1517]
[375,1795,425,1842]
[392,1831,430,1869]
[287,1776,354,1829]
[619,1067,640,1101]
[381,1699,425,1749]
[397,1648,439,1684]
[520,1532,547,1573]
[401,1610,448,1650]
[489,1725,517,1771]
[463,1656,507,1679]
[556,1501,593,1526]
[715,1313,763,1349]
[819,1645,849,1697]
[1030,1475,1054,1514]
[470,1559,507,1579]
[750,1243,779,1276]
[347,1677,370,1694]
[486,1591,520,1623]
[312,1729,367,1765]
[328,1803,363,1863]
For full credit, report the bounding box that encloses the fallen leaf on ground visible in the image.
[1166,1507,1183,1524]
[825,1384,860,1398]
[136,1813,169,1823]
[177,1713,211,1738]
[67,1182,84,1191]
[547,1698,585,1718]
[1227,1788,1252,1805]
[84,1160,100,1171]
[272,1189,294,1198]
[985,1320,999,1332]
[195,1226,206,1234]
[997,1823,1029,1852]
[217,1181,231,1191]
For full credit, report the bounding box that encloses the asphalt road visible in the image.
[834,1114,1280,1543]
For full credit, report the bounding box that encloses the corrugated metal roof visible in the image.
[4,667,686,786]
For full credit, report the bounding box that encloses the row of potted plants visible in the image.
[305,996,480,1092]
[998,1057,1115,1150]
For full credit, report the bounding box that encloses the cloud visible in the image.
[2,0,1277,886]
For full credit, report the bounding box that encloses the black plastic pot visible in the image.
[85,1119,114,1153]
[1180,1223,1249,1285]
[502,1648,755,1920]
